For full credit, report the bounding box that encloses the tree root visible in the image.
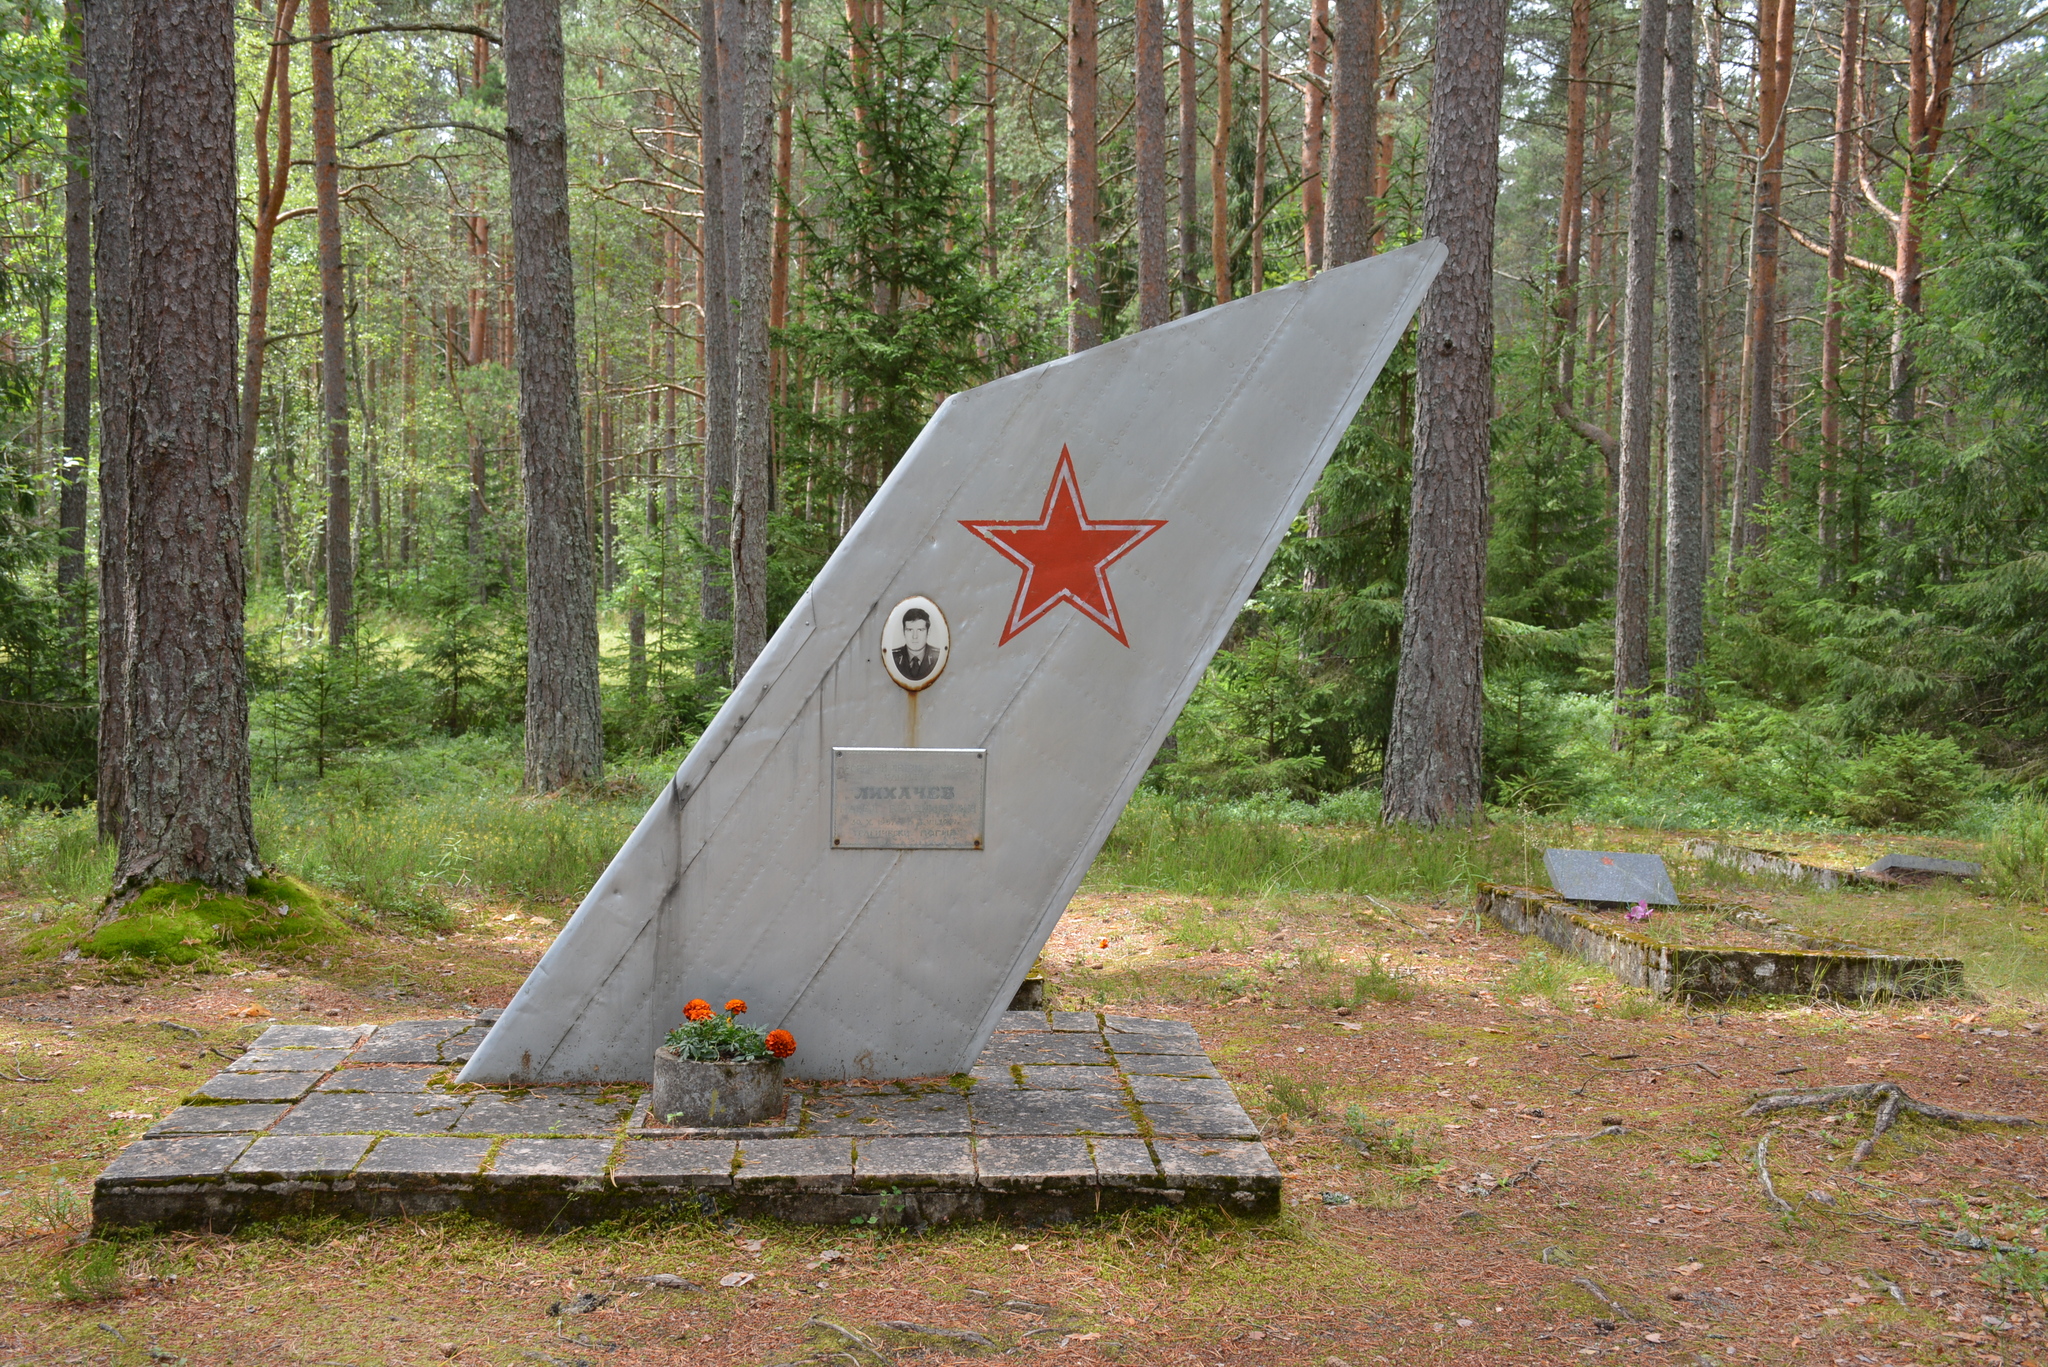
[1744,1081,2036,1168]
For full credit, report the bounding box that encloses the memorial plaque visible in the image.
[1544,849,1678,906]
[1860,852,1981,880]
[831,748,986,850]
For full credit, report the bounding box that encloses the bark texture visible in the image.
[1325,0,1376,266]
[730,0,774,678]
[1614,0,1665,705]
[1134,0,1169,327]
[1819,0,1860,567]
[86,0,134,844]
[1553,0,1589,397]
[1176,0,1198,312]
[57,0,89,668]
[237,0,298,519]
[1209,0,1232,301]
[1663,0,1704,693]
[1067,0,1100,348]
[1381,0,1505,827]
[506,0,603,790]
[1301,0,1328,272]
[111,0,258,894]
[698,0,734,641]
[1731,0,1792,563]
[310,0,352,646]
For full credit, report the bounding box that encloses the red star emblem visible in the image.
[960,447,1166,646]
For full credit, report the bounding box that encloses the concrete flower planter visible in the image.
[650,1048,784,1128]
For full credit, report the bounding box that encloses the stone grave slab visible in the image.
[1861,852,1982,880]
[92,1013,1281,1229]
[253,1024,368,1049]
[1544,849,1679,906]
[228,1047,350,1073]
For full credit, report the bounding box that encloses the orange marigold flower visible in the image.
[683,998,713,1022]
[725,999,747,1015]
[765,1029,796,1059]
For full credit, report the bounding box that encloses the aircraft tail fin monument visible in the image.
[459,242,1446,1085]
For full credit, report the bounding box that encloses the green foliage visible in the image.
[1985,800,2048,903]
[259,635,427,778]
[1349,957,1413,1004]
[1265,1075,1327,1121]
[414,569,526,739]
[75,875,339,965]
[1151,616,1357,799]
[779,0,1025,506]
[52,1240,124,1303]
[1342,1105,1438,1166]
[1836,732,1983,830]
[1482,670,1585,811]
[1498,948,1586,1010]
[663,1005,773,1061]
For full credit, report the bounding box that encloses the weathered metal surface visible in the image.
[1861,852,1982,880]
[456,243,1444,1085]
[830,748,986,849]
[1544,849,1680,906]
[1478,885,1963,1001]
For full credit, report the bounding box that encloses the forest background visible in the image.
[0,0,2045,880]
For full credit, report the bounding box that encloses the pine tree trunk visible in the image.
[730,0,774,678]
[1614,0,1664,707]
[699,0,734,649]
[58,0,90,677]
[1381,0,1505,827]
[1209,0,1232,302]
[1663,0,1705,694]
[1553,0,1589,398]
[86,0,134,844]
[1325,0,1376,266]
[1819,0,1860,574]
[985,8,999,255]
[507,0,603,791]
[112,0,258,895]
[1067,0,1100,348]
[309,0,352,647]
[1732,0,1790,564]
[1301,0,1328,272]
[1134,0,1169,327]
[1251,0,1269,291]
[1177,0,1199,313]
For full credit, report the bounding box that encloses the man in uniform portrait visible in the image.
[892,607,939,681]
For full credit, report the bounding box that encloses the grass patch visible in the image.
[1349,956,1414,1004]
[1497,947,1593,1010]
[1091,790,1543,899]
[72,875,340,965]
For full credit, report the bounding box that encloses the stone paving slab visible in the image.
[94,1014,1280,1230]
[356,1136,494,1178]
[195,1072,321,1103]
[233,1134,375,1181]
[146,1103,289,1137]
[229,1047,350,1072]
[317,1065,440,1093]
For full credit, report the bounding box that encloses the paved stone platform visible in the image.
[92,1010,1278,1231]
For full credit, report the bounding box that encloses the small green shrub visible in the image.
[76,875,339,964]
[1343,1105,1438,1165]
[1986,800,2048,903]
[1266,1076,1327,1121]
[52,1240,123,1302]
[1350,957,1413,1004]
[1498,948,1583,1009]
[1835,732,1982,829]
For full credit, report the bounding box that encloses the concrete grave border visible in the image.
[1477,883,1963,1001]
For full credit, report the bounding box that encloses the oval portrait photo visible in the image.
[880,596,949,692]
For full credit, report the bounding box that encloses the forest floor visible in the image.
[0,831,2044,1367]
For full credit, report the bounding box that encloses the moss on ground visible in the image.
[74,875,340,964]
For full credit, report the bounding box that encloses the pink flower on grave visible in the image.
[1626,902,1653,923]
